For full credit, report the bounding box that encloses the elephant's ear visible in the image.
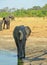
[9,15,15,20]
[19,30,23,40]
[25,26,31,38]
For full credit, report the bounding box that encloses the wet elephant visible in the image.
[13,25,31,59]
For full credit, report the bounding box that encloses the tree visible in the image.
[42,4,47,10]
[32,6,41,10]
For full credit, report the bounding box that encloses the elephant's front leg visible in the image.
[17,44,22,59]
[3,23,5,29]
[6,24,10,29]
[22,40,26,58]
[18,41,26,59]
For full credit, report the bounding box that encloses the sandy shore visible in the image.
[0,35,47,65]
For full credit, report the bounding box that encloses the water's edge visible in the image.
[0,50,18,65]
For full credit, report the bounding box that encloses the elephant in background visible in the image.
[0,20,3,31]
[3,16,10,29]
[13,25,31,59]
[3,15,15,29]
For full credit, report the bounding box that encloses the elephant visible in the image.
[3,15,15,29]
[0,20,3,31]
[3,16,10,29]
[13,25,31,59]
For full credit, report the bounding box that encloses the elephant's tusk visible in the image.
[19,30,23,40]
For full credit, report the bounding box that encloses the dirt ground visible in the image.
[0,17,47,65]
[0,17,47,37]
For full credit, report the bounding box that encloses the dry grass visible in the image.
[0,17,47,37]
[0,17,47,49]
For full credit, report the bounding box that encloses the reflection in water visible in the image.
[18,58,24,65]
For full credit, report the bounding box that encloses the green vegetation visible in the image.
[0,12,10,17]
[0,4,47,17]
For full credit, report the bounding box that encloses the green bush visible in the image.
[0,9,47,17]
[0,12,9,17]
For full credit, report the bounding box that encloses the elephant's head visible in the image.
[18,26,31,40]
[3,16,10,22]
[9,15,15,20]
[13,25,31,41]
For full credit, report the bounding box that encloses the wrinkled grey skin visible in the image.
[0,20,3,31]
[13,25,31,59]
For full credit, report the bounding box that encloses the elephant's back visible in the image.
[5,17,10,22]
